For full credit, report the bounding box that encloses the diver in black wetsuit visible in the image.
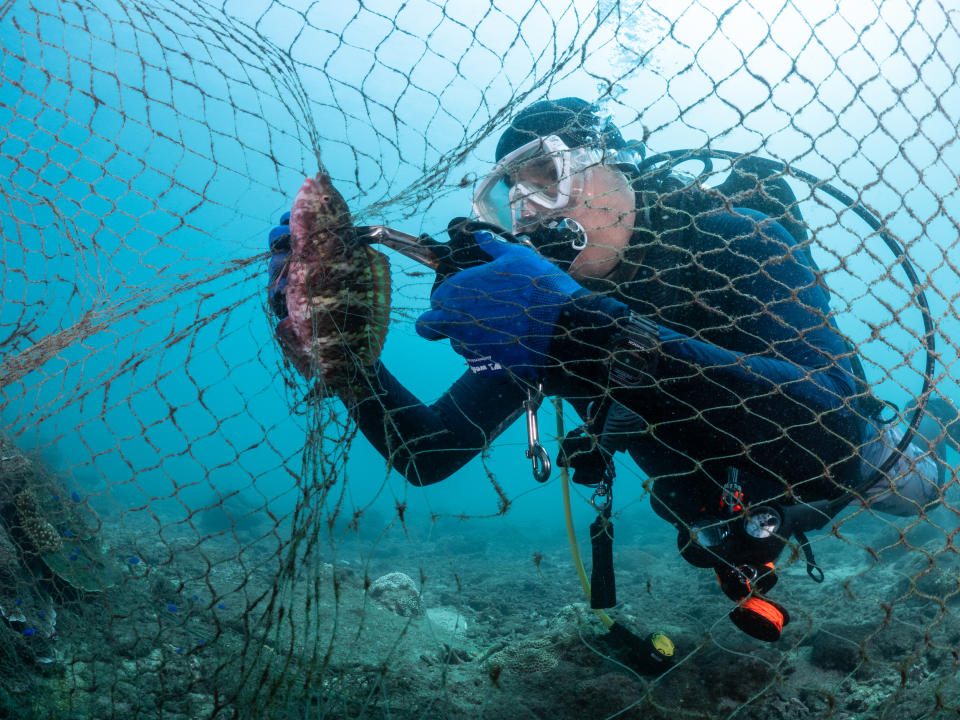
[267,98,941,642]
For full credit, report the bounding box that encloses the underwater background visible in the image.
[1,0,959,717]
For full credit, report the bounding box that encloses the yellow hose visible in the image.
[554,398,614,629]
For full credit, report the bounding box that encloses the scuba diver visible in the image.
[267,97,951,643]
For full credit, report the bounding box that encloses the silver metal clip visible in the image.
[591,482,613,512]
[524,383,550,483]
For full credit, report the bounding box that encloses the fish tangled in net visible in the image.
[274,170,392,395]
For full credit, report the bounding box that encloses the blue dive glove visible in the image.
[267,211,291,319]
[416,229,584,379]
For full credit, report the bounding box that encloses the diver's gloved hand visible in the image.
[415,228,585,380]
[420,217,516,295]
[267,211,291,320]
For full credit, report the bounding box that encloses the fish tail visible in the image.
[365,246,392,361]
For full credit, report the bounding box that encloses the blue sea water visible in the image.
[0,0,958,615]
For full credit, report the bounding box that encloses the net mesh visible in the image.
[1,0,959,718]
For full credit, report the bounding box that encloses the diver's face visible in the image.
[550,166,635,282]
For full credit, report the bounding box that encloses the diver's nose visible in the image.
[511,195,539,230]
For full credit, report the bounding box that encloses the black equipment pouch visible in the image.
[590,509,616,609]
[608,314,660,388]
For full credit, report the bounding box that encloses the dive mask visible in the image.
[472,134,606,230]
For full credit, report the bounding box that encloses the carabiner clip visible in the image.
[524,383,551,483]
[591,480,613,512]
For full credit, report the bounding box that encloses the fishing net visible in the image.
[1,0,959,717]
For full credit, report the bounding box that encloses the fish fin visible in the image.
[365,245,392,362]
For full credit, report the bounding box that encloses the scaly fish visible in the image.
[275,170,391,391]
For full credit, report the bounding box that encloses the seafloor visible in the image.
[3,466,959,720]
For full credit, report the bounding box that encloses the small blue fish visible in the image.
[64,530,75,537]
[167,604,178,613]
[22,628,37,636]
[68,554,78,560]
[217,604,227,610]
[128,557,140,564]
[71,491,82,503]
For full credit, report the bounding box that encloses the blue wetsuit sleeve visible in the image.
[351,363,527,486]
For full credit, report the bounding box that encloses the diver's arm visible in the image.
[350,363,527,486]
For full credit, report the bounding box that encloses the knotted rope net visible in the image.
[1,1,958,718]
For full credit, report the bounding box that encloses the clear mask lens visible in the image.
[479,180,514,229]
[510,155,560,199]
[509,181,566,230]
[473,135,599,232]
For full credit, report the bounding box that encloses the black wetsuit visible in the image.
[353,206,865,521]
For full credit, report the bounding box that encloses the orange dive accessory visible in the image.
[730,596,790,642]
[716,563,789,641]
